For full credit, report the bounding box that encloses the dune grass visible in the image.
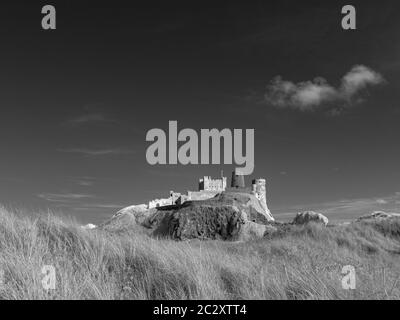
[1,206,400,300]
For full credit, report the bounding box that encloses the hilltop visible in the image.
[100,191,275,241]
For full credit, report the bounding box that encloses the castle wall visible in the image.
[143,176,269,215]
[188,190,220,201]
[199,176,227,192]
[149,197,174,208]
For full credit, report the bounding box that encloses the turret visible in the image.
[252,178,267,204]
[231,170,245,188]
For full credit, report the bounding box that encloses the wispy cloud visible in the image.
[58,148,135,156]
[71,203,125,210]
[77,180,94,186]
[71,176,96,187]
[37,193,95,203]
[264,65,385,113]
[65,113,116,126]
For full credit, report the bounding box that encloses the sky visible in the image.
[0,0,399,224]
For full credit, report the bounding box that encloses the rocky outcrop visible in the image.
[212,192,274,223]
[293,211,329,226]
[112,205,157,225]
[151,201,275,241]
[99,205,157,233]
[238,221,277,241]
[152,204,246,240]
[356,211,400,222]
[107,191,275,241]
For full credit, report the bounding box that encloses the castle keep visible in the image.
[231,170,245,189]
[199,175,227,192]
[187,173,227,202]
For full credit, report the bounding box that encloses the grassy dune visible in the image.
[1,206,400,300]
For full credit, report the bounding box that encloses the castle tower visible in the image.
[252,179,267,204]
[199,175,227,192]
[231,170,245,188]
[198,177,204,191]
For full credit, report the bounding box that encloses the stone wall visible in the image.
[148,198,174,208]
[188,190,220,201]
[135,175,270,215]
[199,176,227,192]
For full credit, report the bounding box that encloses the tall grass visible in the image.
[1,206,400,300]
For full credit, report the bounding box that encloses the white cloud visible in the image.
[65,113,117,126]
[38,193,95,203]
[265,65,385,112]
[78,203,124,209]
[341,65,384,97]
[77,180,94,186]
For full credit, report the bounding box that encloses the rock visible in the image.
[99,205,158,233]
[152,204,246,240]
[238,221,277,241]
[112,205,156,225]
[293,211,328,226]
[114,204,148,218]
[150,199,274,241]
[264,224,279,235]
[357,211,400,222]
[212,192,274,223]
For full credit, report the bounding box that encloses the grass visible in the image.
[1,206,400,300]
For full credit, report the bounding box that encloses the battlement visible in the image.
[199,175,227,192]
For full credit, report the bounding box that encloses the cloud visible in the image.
[71,203,125,210]
[66,113,116,126]
[319,193,400,213]
[74,177,95,187]
[58,148,135,156]
[264,65,385,112]
[77,180,94,186]
[37,193,95,203]
[341,65,385,96]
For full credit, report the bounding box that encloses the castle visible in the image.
[145,171,267,209]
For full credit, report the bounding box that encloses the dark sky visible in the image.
[0,0,399,224]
